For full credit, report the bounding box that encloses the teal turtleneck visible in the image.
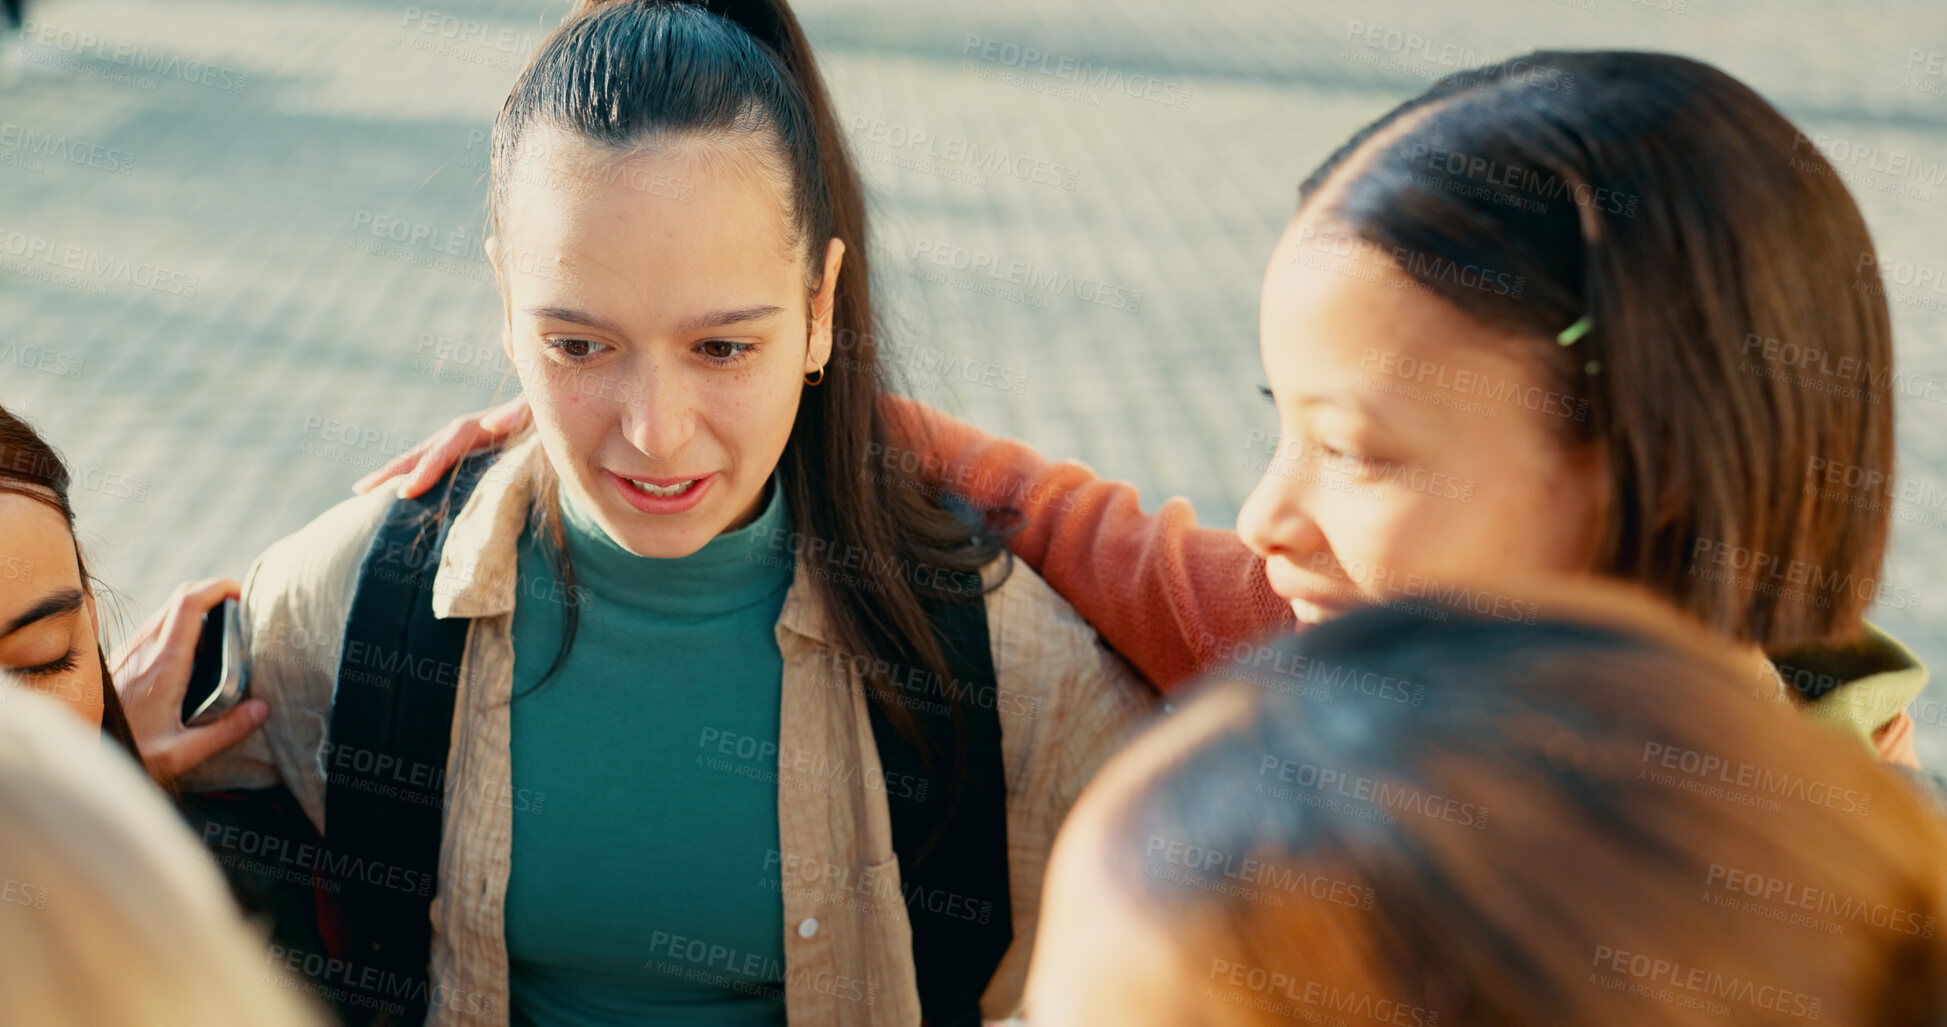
[504,475,794,1027]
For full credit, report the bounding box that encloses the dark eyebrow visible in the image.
[672,305,782,334]
[523,304,784,336]
[1,588,84,638]
[524,306,628,335]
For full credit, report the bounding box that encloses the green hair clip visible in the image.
[1556,315,1594,347]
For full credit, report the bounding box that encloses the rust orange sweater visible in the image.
[884,397,1294,694]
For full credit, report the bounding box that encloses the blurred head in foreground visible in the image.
[0,678,328,1027]
[1025,585,1947,1026]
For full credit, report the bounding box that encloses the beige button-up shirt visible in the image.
[186,437,1154,1025]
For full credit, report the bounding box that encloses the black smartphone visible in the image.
[181,597,248,727]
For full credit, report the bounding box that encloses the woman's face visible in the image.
[493,129,842,558]
[1238,216,1610,625]
[0,494,104,726]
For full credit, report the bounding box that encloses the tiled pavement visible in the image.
[4,0,1947,758]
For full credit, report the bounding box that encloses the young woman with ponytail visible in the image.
[187,2,1150,1024]
[393,49,1938,769]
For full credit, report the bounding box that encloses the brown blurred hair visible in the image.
[1095,590,1947,1025]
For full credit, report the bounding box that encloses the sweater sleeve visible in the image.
[880,395,1294,692]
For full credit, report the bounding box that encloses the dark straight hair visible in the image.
[1297,51,1893,654]
[488,0,1007,795]
[0,405,143,761]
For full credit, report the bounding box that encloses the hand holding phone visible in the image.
[182,597,248,727]
[111,578,268,784]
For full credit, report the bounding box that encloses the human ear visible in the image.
[806,237,846,373]
[485,234,516,364]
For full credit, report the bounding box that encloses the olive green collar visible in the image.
[1771,622,1928,750]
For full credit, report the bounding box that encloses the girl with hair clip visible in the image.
[392,49,1940,771]
[186,2,1150,1025]
[1023,582,1947,1027]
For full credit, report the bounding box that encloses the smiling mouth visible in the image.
[620,476,702,498]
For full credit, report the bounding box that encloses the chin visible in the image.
[1289,597,1338,626]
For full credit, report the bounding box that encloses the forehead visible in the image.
[0,493,81,595]
[498,127,802,277]
[1262,217,1536,397]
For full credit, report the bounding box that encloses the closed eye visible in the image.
[15,646,79,678]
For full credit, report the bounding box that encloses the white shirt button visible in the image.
[797,917,820,939]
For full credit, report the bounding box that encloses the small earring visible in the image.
[804,366,825,386]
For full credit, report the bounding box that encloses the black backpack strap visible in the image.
[864,567,1014,1027]
[326,451,496,1025]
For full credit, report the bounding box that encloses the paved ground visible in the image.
[5,0,1947,759]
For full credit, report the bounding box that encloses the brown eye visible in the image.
[545,337,610,363]
[696,340,755,364]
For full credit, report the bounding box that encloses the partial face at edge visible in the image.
[0,494,105,727]
[1238,215,1610,625]
[493,127,843,558]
